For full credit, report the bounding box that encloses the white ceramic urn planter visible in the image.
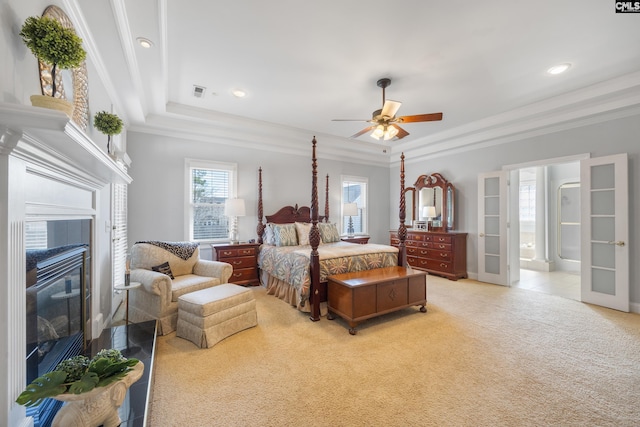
[51,361,144,427]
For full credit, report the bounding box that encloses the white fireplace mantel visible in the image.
[0,102,132,186]
[0,101,132,427]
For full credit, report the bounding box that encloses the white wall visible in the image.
[391,114,640,306]
[126,132,391,259]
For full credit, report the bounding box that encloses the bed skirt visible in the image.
[261,269,327,316]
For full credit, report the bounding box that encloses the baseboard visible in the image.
[630,301,640,314]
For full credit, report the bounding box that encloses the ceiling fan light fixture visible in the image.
[384,125,399,140]
[371,125,385,139]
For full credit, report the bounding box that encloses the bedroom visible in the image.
[1,0,640,425]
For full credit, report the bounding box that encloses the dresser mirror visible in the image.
[411,173,455,231]
[403,187,416,226]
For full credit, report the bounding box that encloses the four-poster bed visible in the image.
[256,137,409,321]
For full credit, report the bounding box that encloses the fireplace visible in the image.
[25,220,92,427]
[1,102,132,427]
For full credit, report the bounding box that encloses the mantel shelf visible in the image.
[0,102,131,185]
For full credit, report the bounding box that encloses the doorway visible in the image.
[506,157,584,301]
[479,153,629,311]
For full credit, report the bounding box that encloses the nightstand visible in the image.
[341,236,370,244]
[211,242,260,286]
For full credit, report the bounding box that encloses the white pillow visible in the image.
[295,222,312,246]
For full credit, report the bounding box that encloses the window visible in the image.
[112,183,128,286]
[341,175,368,235]
[519,173,536,259]
[186,159,237,242]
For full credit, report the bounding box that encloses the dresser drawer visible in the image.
[431,235,452,244]
[431,242,451,251]
[229,268,258,283]
[217,247,256,258]
[431,250,452,262]
[225,256,256,269]
[427,259,453,273]
[408,233,424,242]
[408,256,428,269]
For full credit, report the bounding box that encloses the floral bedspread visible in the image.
[258,241,398,303]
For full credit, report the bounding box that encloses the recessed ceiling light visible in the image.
[547,63,571,75]
[136,37,153,49]
[232,89,247,98]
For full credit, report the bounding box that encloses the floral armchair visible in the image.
[128,241,232,335]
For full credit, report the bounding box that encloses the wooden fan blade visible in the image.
[392,125,410,140]
[381,100,402,118]
[350,126,374,138]
[332,119,370,122]
[396,112,443,123]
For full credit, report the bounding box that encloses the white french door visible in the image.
[477,171,509,286]
[580,154,629,312]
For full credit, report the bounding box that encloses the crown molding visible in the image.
[128,72,640,168]
[391,71,640,164]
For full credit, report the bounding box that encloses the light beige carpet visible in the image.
[147,276,640,427]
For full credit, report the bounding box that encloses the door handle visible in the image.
[479,233,485,237]
[607,241,625,247]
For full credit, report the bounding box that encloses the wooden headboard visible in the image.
[265,205,326,224]
[257,166,330,243]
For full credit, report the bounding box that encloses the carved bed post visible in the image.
[398,153,407,267]
[325,174,330,223]
[256,167,265,244]
[309,137,321,321]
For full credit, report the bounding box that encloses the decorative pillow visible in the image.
[294,222,312,246]
[319,223,341,243]
[273,223,299,247]
[151,261,175,279]
[263,223,276,245]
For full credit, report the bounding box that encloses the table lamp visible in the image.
[225,198,246,244]
[343,203,358,237]
[423,206,437,230]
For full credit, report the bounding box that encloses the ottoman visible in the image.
[177,284,257,348]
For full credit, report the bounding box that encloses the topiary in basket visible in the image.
[19,15,86,116]
[94,111,124,155]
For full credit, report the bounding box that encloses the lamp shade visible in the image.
[423,206,437,219]
[343,203,358,217]
[224,198,246,217]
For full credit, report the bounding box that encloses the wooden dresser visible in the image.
[390,230,468,281]
[211,242,260,286]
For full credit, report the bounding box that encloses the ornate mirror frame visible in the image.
[412,173,455,231]
[38,5,89,131]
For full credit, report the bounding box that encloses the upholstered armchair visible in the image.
[128,241,233,335]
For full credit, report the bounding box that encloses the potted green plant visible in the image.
[19,15,86,117]
[16,349,142,426]
[93,111,124,155]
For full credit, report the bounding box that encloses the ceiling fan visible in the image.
[333,78,443,141]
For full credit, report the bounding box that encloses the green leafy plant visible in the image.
[16,349,138,407]
[93,111,124,136]
[94,111,124,154]
[19,15,86,97]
